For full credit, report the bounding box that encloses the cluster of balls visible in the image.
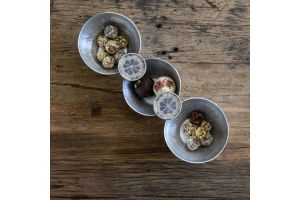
[133,75,176,99]
[184,111,214,151]
[96,25,128,69]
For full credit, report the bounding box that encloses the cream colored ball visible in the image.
[102,56,115,69]
[97,35,108,47]
[96,47,108,62]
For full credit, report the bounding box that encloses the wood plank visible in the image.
[51,0,250,199]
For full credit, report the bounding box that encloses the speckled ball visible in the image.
[102,56,115,69]
[104,25,118,39]
[96,47,108,62]
[104,40,119,55]
[201,120,212,132]
[153,76,176,96]
[113,47,127,63]
[186,136,200,151]
[194,127,208,141]
[115,35,128,48]
[97,35,108,47]
[201,134,214,147]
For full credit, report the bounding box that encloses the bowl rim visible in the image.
[78,12,142,75]
[122,57,182,116]
[163,97,230,164]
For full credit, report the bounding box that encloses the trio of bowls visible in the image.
[78,12,229,164]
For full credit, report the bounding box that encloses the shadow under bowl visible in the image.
[78,12,141,75]
[164,98,229,164]
[123,58,181,116]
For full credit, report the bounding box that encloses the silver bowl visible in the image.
[78,12,141,75]
[123,58,181,116]
[164,97,229,163]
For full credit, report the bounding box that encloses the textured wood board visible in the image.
[51,0,250,199]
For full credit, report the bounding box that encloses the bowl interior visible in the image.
[78,12,141,75]
[164,98,229,163]
[123,58,181,116]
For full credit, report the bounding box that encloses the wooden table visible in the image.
[51,0,249,199]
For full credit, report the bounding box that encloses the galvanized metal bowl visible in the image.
[123,58,181,116]
[78,12,141,75]
[164,97,229,163]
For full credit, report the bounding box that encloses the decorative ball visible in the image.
[186,136,200,151]
[97,35,108,47]
[104,40,119,55]
[115,35,128,48]
[190,111,204,125]
[114,47,127,63]
[194,127,208,141]
[102,56,115,69]
[201,120,212,132]
[133,75,154,98]
[96,47,108,62]
[201,134,214,147]
[104,25,118,39]
[153,76,176,96]
[184,120,197,136]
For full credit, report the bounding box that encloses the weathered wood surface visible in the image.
[51,0,249,199]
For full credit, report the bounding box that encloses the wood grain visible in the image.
[51,0,250,199]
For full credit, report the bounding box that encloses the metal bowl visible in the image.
[164,97,229,163]
[123,58,181,116]
[78,12,141,75]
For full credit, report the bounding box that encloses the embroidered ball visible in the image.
[104,25,118,39]
[102,56,115,69]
